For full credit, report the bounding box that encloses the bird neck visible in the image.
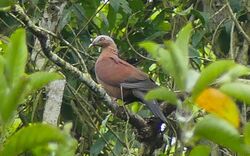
[102,45,118,55]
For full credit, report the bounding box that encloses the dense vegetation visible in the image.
[1,0,250,155]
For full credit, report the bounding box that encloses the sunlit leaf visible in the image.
[0,0,14,8]
[186,69,200,92]
[0,76,29,122]
[145,87,178,104]
[164,41,188,90]
[0,124,76,156]
[0,55,7,102]
[175,22,192,66]
[141,23,192,90]
[244,123,250,145]
[139,41,163,58]
[195,115,250,154]
[220,82,250,105]
[216,64,250,84]
[131,102,140,113]
[189,145,211,156]
[4,28,27,85]
[195,88,240,128]
[192,60,235,99]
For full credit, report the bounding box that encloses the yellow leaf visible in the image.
[195,88,240,128]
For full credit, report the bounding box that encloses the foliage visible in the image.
[0,28,76,155]
[1,0,250,155]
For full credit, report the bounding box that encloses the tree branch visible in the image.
[226,1,250,44]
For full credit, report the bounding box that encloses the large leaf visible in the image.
[0,0,14,8]
[175,22,192,67]
[189,145,211,156]
[27,72,63,92]
[186,69,200,92]
[164,41,188,90]
[145,87,178,104]
[0,55,7,103]
[216,64,250,84]
[140,40,189,90]
[195,88,240,128]
[4,28,27,85]
[139,41,174,74]
[244,123,250,145]
[0,76,29,122]
[0,124,76,156]
[194,115,250,154]
[139,41,163,58]
[192,60,235,99]
[220,82,250,105]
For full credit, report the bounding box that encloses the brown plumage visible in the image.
[91,35,167,122]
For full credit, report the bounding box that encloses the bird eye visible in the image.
[99,37,105,41]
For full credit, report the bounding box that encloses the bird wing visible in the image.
[95,56,156,91]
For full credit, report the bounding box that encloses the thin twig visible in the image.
[68,0,109,46]
[67,84,128,148]
[125,14,156,61]
[229,19,235,59]
[226,1,250,44]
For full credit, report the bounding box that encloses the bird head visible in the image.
[90,35,115,48]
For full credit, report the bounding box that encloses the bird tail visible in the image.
[132,90,167,123]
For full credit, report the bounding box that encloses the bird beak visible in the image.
[89,43,93,48]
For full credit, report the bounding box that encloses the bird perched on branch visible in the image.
[90,35,167,122]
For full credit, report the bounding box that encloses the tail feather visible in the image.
[132,90,167,123]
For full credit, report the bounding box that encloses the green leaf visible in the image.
[107,5,117,30]
[110,0,131,14]
[216,64,250,84]
[4,28,27,85]
[113,138,123,155]
[0,124,75,156]
[90,131,114,156]
[0,0,14,8]
[175,22,192,64]
[27,72,63,92]
[140,40,187,90]
[191,10,210,26]
[139,41,164,58]
[119,0,131,14]
[128,0,143,12]
[192,30,206,47]
[220,82,250,105]
[145,87,178,104]
[0,76,29,122]
[131,102,140,113]
[244,123,250,145]
[164,41,188,90]
[192,60,235,99]
[186,69,200,92]
[0,55,7,100]
[81,0,100,18]
[194,115,250,154]
[189,145,211,156]
[110,0,120,11]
